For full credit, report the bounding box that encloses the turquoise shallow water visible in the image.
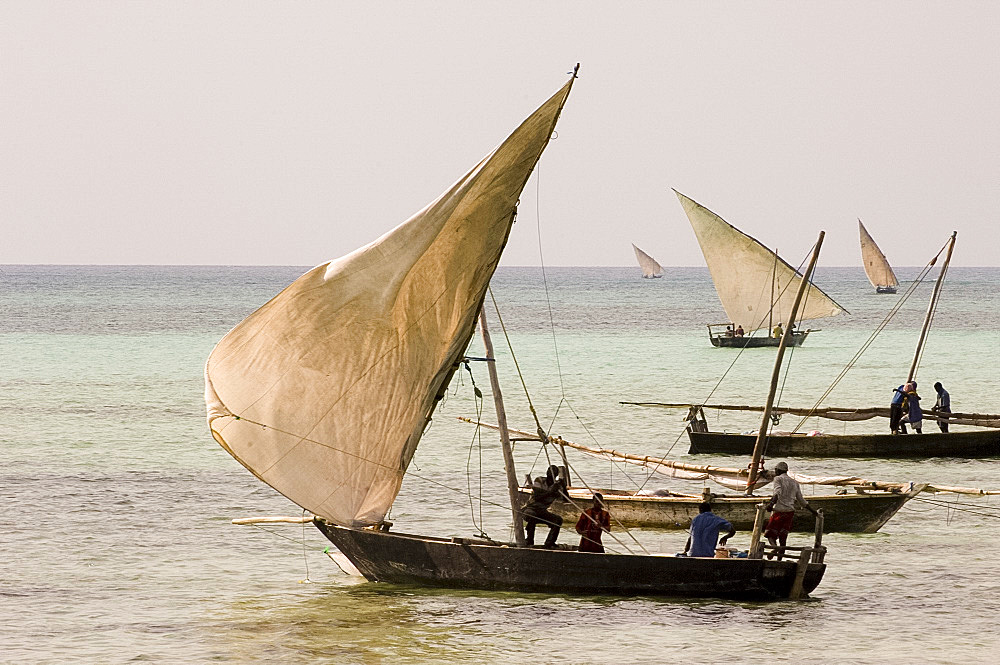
[3,265,999,663]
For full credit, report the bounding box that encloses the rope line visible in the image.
[788,237,952,434]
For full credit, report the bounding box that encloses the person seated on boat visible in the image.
[890,382,907,434]
[725,325,734,337]
[684,502,735,557]
[933,382,951,433]
[764,462,818,559]
[898,382,923,434]
[771,323,783,339]
[575,493,611,553]
[735,325,744,337]
[522,465,567,548]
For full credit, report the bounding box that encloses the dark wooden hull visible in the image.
[875,286,897,294]
[315,522,824,600]
[539,487,916,533]
[711,331,809,348]
[688,429,1000,458]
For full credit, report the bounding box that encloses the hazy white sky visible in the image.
[3,2,998,267]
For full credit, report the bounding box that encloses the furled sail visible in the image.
[205,74,576,527]
[632,244,664,278]
[859,219,899,289]
[675,191,846,331]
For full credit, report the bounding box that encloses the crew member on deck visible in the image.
[684,502,735,557]
[899,382,923,434]
[764,461,818,558]
[890,382,907,434]
[522,465,567,548]
[735,325,744,337]
[575,493,611,553]
[772,322,783,338]
[933,382,951,433]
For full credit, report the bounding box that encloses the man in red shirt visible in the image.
[575,493,611,553]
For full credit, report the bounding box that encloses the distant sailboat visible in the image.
[675,191,847,347]
[859,219,899,294]
[632,244,663,278]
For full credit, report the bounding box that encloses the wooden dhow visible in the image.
[632,243,664,278]
[675,191,847,347]
[464,421,923,533]
[859,219,899,294]
[640,232,999,458]
[206,68,825,600]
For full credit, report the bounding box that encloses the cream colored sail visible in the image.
[675,191,846,330]
[858,219,899,289]
[205,75,575,528]
[632,244,663,278]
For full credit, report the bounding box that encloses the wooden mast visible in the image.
[907,231,957,383]
[746,231,826,492]
[478,306,527,546]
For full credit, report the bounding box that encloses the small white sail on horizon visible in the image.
[632,244,664,278]
[675,191,846,331]
[205,77,575,528]
[859,219,899,291]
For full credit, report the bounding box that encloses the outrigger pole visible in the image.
[746,231,826,492]
[907,231,957,383]
[478,306,527,546]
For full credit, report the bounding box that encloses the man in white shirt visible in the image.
[764,461,818,557]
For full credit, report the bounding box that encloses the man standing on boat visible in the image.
[933,382,951,433]
[523,465,567,548]
[764,462,818,557]
[772,322,783,339]
[890,382,907,433]
[684,502,735,557]
[899,382,923,434]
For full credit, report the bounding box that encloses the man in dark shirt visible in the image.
[523,465,567,548]
[933,382,951,433]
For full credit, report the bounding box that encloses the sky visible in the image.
[3,2,998,267]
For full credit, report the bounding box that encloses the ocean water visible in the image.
[3,264,999,664]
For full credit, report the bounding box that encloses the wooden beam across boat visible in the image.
[621,402,1000,428]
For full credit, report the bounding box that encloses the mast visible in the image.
[478,306,527,546]
[907,231,957,382]
[746,231,826,492]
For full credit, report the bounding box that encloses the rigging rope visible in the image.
[788,237,952,434]
[462,361,489,539]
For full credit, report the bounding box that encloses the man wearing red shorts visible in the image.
[764,461,818,558]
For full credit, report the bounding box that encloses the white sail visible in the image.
[205,76,575,528]
[632,244,663,278]
[675,191,846,330]
[858,220,899,289]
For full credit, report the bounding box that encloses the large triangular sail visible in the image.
[675,191,846,330]
[205,74,576,527]
[859,219,899,290]
[632,244,663,278]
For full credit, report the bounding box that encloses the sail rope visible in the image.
[462,361,489,539]
[485,292,648,554]
[787,237,952,434]
[908,495,1000,522]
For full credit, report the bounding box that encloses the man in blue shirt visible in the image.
[684,502,736,557]
[890,383,907,433]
